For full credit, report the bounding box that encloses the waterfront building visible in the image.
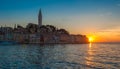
[59,34,71,43]
[13,26,29,43]
[0,27,13,40]
[29,34,40,43]
[0,31,4,40]
[74,35,89,43]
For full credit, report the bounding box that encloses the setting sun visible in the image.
[87,35,95,42]
[89,37,94,42]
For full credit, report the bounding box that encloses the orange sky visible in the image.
[69,26,120,42]
[86,27,120,42]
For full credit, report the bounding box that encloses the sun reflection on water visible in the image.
[89,43,92,48]
[86,43,94,66]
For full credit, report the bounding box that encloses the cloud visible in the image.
[117,4,120,7]
[98,31,120,34]
[99,12,112,17]
[95,27,120,37]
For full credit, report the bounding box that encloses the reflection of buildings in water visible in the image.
[35,45,67,68]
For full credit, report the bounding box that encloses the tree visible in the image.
[57,29,69,35]
[39,25,49,33]
[26,23,38,33]
[46,25,56,33]
[17,25,24,29]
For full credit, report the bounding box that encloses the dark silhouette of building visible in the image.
[38,9,42,27]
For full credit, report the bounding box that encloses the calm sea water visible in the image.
[0,43,120,69]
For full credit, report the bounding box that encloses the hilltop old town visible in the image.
[0,10,89,44]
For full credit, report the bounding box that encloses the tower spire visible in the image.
[38,9,42,27]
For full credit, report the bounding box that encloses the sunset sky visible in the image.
[0,0,120,42]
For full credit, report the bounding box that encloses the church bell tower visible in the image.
[38,9,42,27]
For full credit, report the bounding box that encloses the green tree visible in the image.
[57,29,69,35]
[46,25,56,33]
[26,23,38,33]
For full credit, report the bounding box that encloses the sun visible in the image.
[89,37,94,42]
[87,34,96,43]
[88,36,94,42]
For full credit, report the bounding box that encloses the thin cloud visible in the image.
[117,4,120,6]
[95,27,120,37]
[99,12,112,17]
[98,30,120,33]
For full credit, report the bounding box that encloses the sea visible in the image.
[0,43,120,69]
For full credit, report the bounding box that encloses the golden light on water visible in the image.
[89,43,92,48]
[86,43,93,66]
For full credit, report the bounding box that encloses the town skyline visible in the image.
[0,0,120,42]
[0,9,89,44]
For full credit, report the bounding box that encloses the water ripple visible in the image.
[0,44,120,69]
